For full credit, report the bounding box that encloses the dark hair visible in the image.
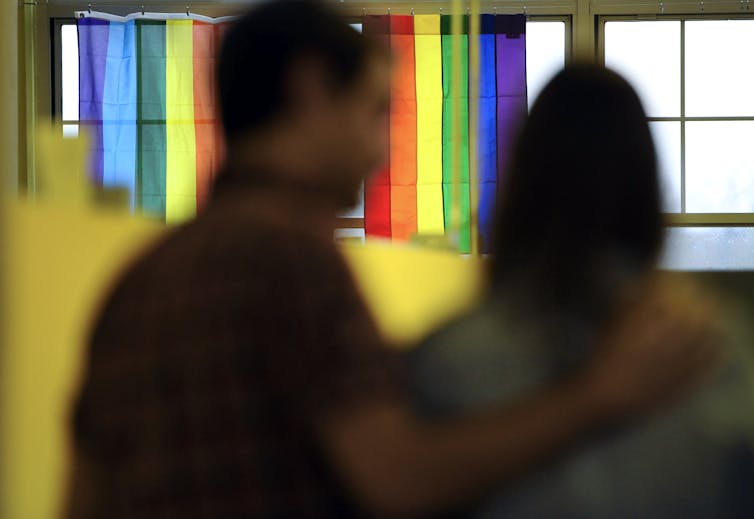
[218,0,378,143]
[491,65,663,303]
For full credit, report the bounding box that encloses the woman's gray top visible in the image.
[408,293,754,519]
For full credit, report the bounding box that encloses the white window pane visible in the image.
[61,24,79,121]
[525,21,566,109]
[685,121,754,213]
[660,227,754,270]
[334,228,366,243]
[350,23,362,33]
[62,124,79,139]
[605,21,680,117]
[685,20,754,117]
[649,121,681,213]
[338,182,364,218]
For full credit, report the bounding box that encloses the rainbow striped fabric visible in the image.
[78,17,227,223]
[363,14,527,253]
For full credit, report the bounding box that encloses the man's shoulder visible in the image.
[104,199,343,309]
[148,196,331,260]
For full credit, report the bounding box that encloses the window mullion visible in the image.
[680,19,686,214]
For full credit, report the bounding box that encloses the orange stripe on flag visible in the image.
[389,16,418,241]
[192,22,217,213]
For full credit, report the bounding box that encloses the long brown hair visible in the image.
[491,65,663,307]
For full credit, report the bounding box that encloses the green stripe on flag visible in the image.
[441,16,471,253]
[137,20,167,219]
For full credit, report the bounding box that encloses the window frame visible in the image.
[598,13,754,227]
[52,17,75,128]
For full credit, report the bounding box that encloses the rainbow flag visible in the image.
[78,17,227,223]
[363,14,527,253]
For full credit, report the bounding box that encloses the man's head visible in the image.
[218,0,390,206]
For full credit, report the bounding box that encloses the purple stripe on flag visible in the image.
[78,18,110,184]
[496,25,527,194]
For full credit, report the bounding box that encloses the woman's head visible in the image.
[491,65,662,302]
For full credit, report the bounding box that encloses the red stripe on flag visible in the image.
[363,15,392,239]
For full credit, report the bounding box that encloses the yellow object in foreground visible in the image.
[0,200,483,519]
[342,242,484,346]
[0,199,163,519]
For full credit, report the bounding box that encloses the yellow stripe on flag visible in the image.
[165,20,197,223]
[414,15,445,235]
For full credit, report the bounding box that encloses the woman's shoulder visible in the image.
[406,300,553,417]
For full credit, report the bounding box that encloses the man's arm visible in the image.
[318,282,720,517]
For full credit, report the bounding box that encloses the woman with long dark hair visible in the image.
[409,65,754,518]
[492,65,662,314]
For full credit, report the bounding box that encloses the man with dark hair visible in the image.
[68,2,718,517]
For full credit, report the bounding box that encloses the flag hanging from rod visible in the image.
[78,14,229,223]
[363,14,527,254]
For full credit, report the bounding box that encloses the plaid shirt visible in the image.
[72,175,401,518]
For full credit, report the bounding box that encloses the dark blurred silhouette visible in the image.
[66,3,724,516]
[492,65,662,310]
[410,66,754,518]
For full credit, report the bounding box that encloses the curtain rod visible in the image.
[41,1,258,4]
[74,9,236,22]
[73,9,544,22]
[48,0,573,9]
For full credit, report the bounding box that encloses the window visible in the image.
[603,18,754,217]
[60,23,79,139]
[603,17,754,270]
[526,20,567,109]
[660,227,754,270]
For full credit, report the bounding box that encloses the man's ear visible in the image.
[284,54,333,117]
